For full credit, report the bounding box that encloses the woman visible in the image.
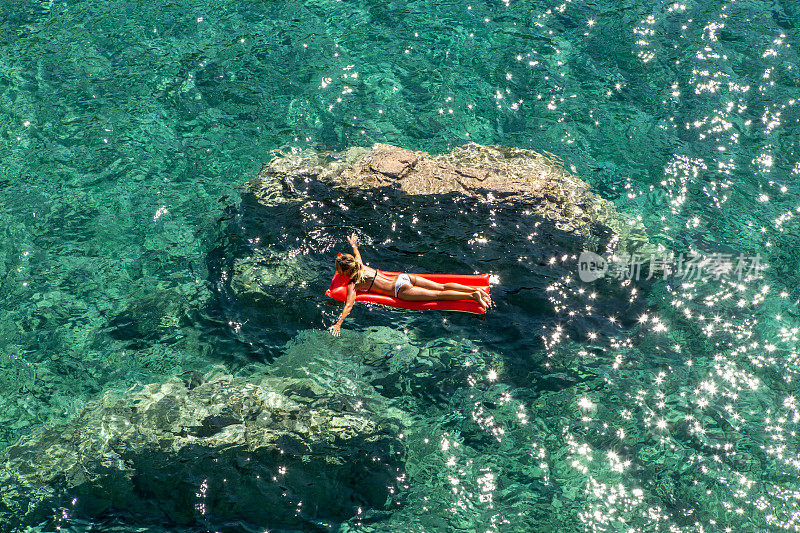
[329,233,492,336]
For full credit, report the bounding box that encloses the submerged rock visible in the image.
[230,247,324,307]
[250,143,662,257]
[0,371,406,530]
[219,143,659,359]
[268,327,504,410]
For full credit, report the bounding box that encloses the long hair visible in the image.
[336,253,367,284]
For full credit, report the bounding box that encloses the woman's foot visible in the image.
[472,290,491,309]
[478,288,492,307]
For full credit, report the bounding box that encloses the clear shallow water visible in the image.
[1,0,799,530]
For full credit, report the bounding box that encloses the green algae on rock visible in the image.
[0,370,406,530]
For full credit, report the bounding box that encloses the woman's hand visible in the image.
[348,232,362,263]
[329,323,342,337]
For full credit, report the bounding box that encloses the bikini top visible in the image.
[366,268,378,293]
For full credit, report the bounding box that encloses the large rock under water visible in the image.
[250,142,662,257]
[0,371,406,530]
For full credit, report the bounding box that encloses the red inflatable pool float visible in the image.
[325,259,490,315]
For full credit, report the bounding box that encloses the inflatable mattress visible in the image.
[326,260,490,314]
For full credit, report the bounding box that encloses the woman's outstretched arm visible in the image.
[330,282,356,336]
[348,233,362,264]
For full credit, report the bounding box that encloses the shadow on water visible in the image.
[205,171,652,388]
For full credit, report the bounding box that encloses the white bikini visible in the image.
[394,273,412,297]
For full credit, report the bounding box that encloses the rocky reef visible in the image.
[0,370,406,530]
[250,142,662,257]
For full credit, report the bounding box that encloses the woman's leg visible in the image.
[410,275,492,307]
[397,285,486,306]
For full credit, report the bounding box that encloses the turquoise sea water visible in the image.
[1,0,800,530]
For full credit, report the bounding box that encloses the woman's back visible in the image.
[353,266,396,296]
